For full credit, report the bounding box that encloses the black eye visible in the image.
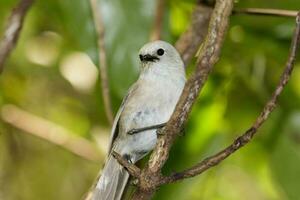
[157,48,164,56]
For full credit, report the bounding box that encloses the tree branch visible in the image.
[162,12,300,184]
[175,5,212,66]
[90,0,114,125]
[149,0,165,41]
[0,104,103,162]
[128,1,234,199]
[233,8,298,18]
[148,0,233,175]
[0,0,33,74]
[112,151,141,178]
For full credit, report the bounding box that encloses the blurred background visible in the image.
[1,0,300,199]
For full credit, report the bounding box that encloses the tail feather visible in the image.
[92,155,129,200]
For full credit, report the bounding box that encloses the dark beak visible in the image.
[139,54,159,62]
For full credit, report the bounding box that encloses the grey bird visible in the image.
[92,40,186,200]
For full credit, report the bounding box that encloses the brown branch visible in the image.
[233,8,298,18]
[0,104,104,162]
[0,0,33,74]
[147,0,233,175]
[162,11,300,184]
[128,1,234,199]
[175,5,212,66]
[149,0,165,41]
[178,6,299,64]
[90,0,114,125]
[112,151,141,178]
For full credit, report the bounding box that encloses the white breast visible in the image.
[116,69,185,161]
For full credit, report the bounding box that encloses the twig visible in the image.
[150,0,165,41]
[127,1,234,200]
[90,0,114,125]
[233,8,298,18]
[162,11,300,184]
[112,151,141,178]
[0,104,103,162]
[0,0,34,74]
[175,5,212,66]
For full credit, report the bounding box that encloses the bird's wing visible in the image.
[107,83,138,153]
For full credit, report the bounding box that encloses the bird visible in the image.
[92,40,186,200]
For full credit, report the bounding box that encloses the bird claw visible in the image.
[130,178,139,186]
[156,127,185,137]
[156,128,164,136]
[127,129,138,135]
[123,154,133,163]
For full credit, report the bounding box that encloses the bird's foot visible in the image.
[127,128,139,135]
[123,154,133,163]
[156,127,165,136]
[130,178,139,186]
[127,122,167,135]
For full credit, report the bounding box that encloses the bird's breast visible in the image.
[120,76,184,136]
[116,74,185,160]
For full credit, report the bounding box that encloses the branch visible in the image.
[149,0,165,41]
[176,6,299,66]
[130,1,234,199]
[175,5,212,66]
[0,104,103,162]
[0,0,33,74]
[112,151,141,178]
[90,0,114,125]
[233,8,298,18]
[148,0,233,175]
[162,11,300,184]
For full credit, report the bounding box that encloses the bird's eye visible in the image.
[157,48,164,56]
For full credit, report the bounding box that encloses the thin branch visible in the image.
[129,1,234,199]
[0,0,33,74]
[162,11,300,184]
[90,0,114,125]
[150,0,165,41]
[112,151,141,178]
[148,0,233,175]
[233,8,298,18]
[0,104,104,162]
[175,5,212,66]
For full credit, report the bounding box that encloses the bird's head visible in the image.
[138,40,184,71]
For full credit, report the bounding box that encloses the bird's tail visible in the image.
[92,154,129,200]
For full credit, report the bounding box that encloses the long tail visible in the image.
[92,154,129,200]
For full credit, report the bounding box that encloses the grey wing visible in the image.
[107,83,138,153]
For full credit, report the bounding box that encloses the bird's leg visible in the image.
[123,154,133,164]
[127,122,167,135]
[130,178,139,186]
[156,127,165,136]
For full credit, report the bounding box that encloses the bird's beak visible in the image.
[139,54,159,62]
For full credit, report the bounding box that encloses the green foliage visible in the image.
[0,0,300,199]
